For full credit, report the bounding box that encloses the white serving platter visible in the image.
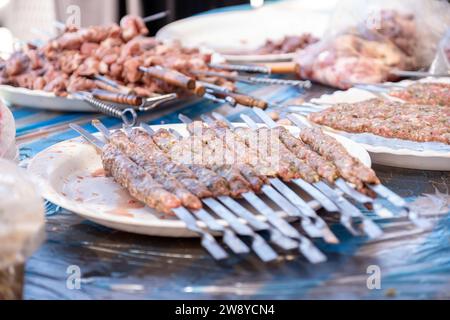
[307,78,450,171]
[28,123,370,237]
[0,85,95,112]
[156,1,332,62]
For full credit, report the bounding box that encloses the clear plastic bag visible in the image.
[295,0,450,88]
[0,159,45,299]
[0,102,17,161]
[429,28,450,74]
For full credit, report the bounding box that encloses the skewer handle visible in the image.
[209,62,299,74]
[193,83,206,96]
[74,92,137,127]
[260,62,299,74]
[140,66,195,90]
[211,91,267,109]
[92,89,143,106]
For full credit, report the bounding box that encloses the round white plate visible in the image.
[308,78,450,171]
[0,85,95,112]
[27,123,370,237]
[156,1,332,62]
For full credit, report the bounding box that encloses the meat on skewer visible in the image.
[297,126,380,189]
[186,122,267,192]
[273,126,339,183]
[193,120,278,177]
[0,15,237,98]
[231,126,320,183]
[150,128,254,198]
[127,128,224,198]
[107,130,202,210]
[140,128,232,197]
[102,143,181,214]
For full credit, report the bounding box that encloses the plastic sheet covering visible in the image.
[429,28,450,74]
[0,101,17,160]
[0,159,45,299]
[295,0,450,88]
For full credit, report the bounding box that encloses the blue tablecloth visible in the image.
[8,3,450,300]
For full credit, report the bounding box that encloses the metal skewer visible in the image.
[390,69,450,78]
[143,125,279,262]
[286,113,432,230]
[163,122,326,263]
[136,129,296,251]
[69,123,228,260]
[252,107,394,219]
[236,114,340,242]
[181,114,328,242]
[286,113,426,230]
[202,93,237,107]
[209,63,273,74]
[245,110,384,238]
[210,111,338,215]
[193,70,311,88]
[91,88,178,112]
[196,113,336,244]
[142,10,170,23]
[72,92,137,127]
[91,120,253,256]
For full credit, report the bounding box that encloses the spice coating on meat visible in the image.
[298,127,380,189]
[275,127,338,183]
[101,143,180,214]
[128,129,213,198]
[308,98,450,144]
[108,130,202,210]
[232,126,319,183]
[152,128,251,197]
[389,83,450,107]
[149,128,230,197]
[187,122,267,192]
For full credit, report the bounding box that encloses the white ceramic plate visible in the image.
[156,1,332,62]
[0,85,96,112]
[28,123,370,237]
[308,78,450,171]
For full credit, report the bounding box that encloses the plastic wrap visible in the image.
[429,28,450,74]
[0,159,45,299]
[295,0,450,89]
[0,101,17,161]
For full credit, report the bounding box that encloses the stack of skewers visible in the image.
[70,106,430,262]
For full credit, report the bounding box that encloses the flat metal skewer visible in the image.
[171,119,327,261]
[193,70,311,88]
[207,113,338,236]
[141,123,325,261]
[145,124,279,261]
[142,10,170,23]
[69,123,228,260]
[92,120,251,256]
[237,114,335,240]
[390,69,450,78]
[210,112,339,216]
[248,109,385,238]
[235,110,339,213]
[168,128,279,262]
[193,113,330,241]
[286,113,432,230]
